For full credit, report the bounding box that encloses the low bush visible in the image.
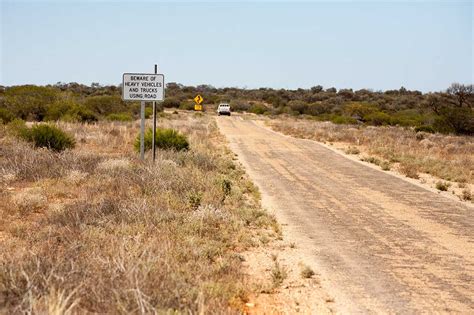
[300,265,315,279]
[62,106,98,123]
[415,125,436,133]
[364,111,392,126]
[0,108,14,124]
[18,124,75,152]
[179,102,195,111]
[345,146,360,154]
[248,104,268,115]
[44,100,75,121]
[106,112,133,121]
[84,95,127,116]
[162,97,181,108]
[391,109,427,127]
[331,115,357,125]
[230,100,250,112]
[134,127,189,152]
[145,107,153,119]
[435,181,450,191]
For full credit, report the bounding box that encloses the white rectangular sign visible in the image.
[122,73,164,101]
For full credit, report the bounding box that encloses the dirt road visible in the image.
[217,116,474,314]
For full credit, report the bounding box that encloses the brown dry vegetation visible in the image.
[0,113,279,313]
[268,118,473,197]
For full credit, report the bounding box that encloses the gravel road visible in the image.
[217,116,474,314]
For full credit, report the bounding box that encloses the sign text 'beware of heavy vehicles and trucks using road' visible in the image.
[122,73,164,101]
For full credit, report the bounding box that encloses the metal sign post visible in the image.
[152,64,157,163]
[140,101,145,160]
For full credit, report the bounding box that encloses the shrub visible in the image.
[179,102,195,111]
[7,118,29,138]
[145,107,153,119]
[271,260,287,288]
[300,265,315,279]
[461,189,472,201]
[435,181,450,191]
[391,109,426,127]
[134,128,189,152]
[162,98,181,108]
[415,125,436,133]
[61,106,98,123]
[287,100,308,114]
[344,102,378,119]
[364,111,392,126]
[84,95,127,116]
[331,115,357,125]
[399,163,419,179]
[248,104,268,115]
[230,100,250,112]
[0,108,14,124]
[3,85,59,121]
[19,124,75,152]
[44,100,75,121]
[345,146,360,154]
[106,112,133,121]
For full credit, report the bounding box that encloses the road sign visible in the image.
[122,73,164,101]
[194,104,202,111]
[194,94,203,104]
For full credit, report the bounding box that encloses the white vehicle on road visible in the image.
[217,103,231,116]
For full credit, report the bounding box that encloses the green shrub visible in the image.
[331,115,357,125]
[7,119,29,138]
[106,112,133,121]
[84,95,127,116]
[391,109,426,127]
[415,125,436,133]
[3,85,59,121]
[344,102,378,118]
[145,107,153,119]
[62,106,98,123]
[134,128,189,152]
[162,98,181,108]
[435,181,450,191]
[248,104,268,115]
[0,108,14,124]
[18,124,75,152]
[364,111,392,126]
[179,102,195,111]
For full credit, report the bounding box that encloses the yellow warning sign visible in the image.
[194,94,203,105]
[194,104,202,111]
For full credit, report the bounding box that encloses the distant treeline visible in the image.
[0,82,472,134]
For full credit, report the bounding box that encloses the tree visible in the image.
[425,89,474,135]
[446,83,473,108]
[311,85,323,93]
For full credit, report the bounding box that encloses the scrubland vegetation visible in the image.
[0,114,280,313]
[0,82,472,135]
[269,118,473,200]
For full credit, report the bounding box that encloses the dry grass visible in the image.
[0,113,278,313]
[268,118,473,186]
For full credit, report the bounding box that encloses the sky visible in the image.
[0,0,472,92]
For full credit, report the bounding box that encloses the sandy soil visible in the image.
[217,115,474,314]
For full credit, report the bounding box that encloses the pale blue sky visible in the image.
[1,1,472,91]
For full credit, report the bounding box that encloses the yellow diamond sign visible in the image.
[194,94,203,105]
